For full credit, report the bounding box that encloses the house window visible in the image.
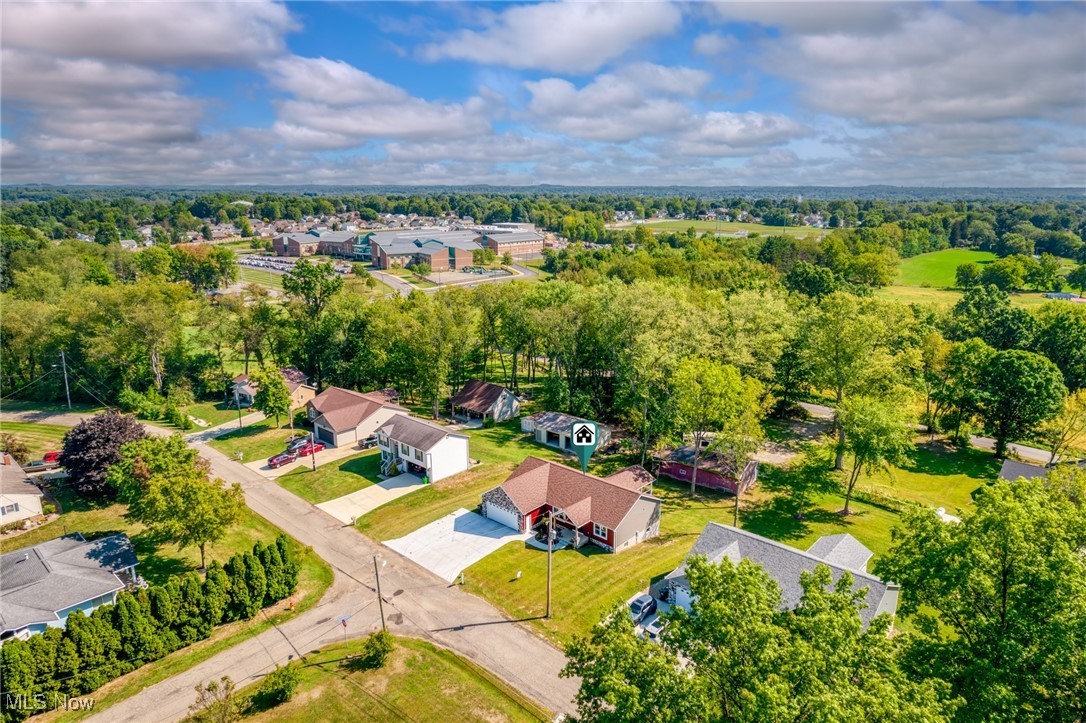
[592,522,608,539]
[1,503,18,515]
[413,448,423,462]
[377,433,388,446]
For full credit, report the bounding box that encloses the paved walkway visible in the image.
[86,444,579,722]
[316,473,425,523]
[385,508,530,582]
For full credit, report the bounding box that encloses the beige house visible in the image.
[307,387,405,448]
[231,367,316,410]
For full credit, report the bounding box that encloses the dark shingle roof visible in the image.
[376,414,465,451]
[1,534,137,633]
[1,458,42,497]
[450,380,508,414]
[666,523,895,626]
[310,386,403,432]
[997,459,1049,482]
[524,410,609,435]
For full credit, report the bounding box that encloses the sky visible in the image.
[1,1,1084,188]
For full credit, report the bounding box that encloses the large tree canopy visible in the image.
[59,411,147,498]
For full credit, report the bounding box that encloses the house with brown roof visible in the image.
[307,387,406,448]
[375,414,470,482]
[481,457,661,553]
[450,380,520,423]
[231,367,316,410]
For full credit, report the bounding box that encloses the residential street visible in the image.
[84,442,579,722]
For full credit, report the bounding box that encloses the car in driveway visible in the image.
[267,451,299,469]
[629,593,657,624]
[358,435,378,450]
[643,615,669,641]
[285,436,309,452]
[296,441,325,457]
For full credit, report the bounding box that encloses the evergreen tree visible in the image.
[201,562,231,627]
[223,555,251,622]
[242,553,267,619]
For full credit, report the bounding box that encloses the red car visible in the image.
[267,451,299,469]
[296,441,325,457]
[42,451,61,464]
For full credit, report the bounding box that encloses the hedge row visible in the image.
[0,536,299,722]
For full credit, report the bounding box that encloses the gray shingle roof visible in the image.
[1,458,43,497]
[367,229,482,257]
[806,533,873,572]
[1,534,137,633]
[997,459,1049,482]
[524,410,610,435]
[376,414,466,451]
[667,523,897,626]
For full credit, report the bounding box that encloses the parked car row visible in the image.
[267,436,325,468]
[629,593,668,642]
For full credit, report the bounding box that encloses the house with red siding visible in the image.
[481,457,661,553]
[656,445,759,495]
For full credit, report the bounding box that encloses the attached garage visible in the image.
[315,424,336,446]
[483,502,522,533]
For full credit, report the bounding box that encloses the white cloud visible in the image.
[693,33,737,56]
[712,1,913,35]
[766,4,1086,125]
[419,1,682,73]
[668,112,810,157]
[616,63,712,95]
[264,56,409,106]
[1,0,297,67]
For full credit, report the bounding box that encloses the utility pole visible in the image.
[546,512,553,619]
[373,555,387,631]
[233,388,243,429]
[59,351,71,410]
[310,432,317,471]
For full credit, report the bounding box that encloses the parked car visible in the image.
[42,451,61,464]
[286,436,309,452]
[297,441,326,457]
[629,594,657,624]
[267,451,299,469]
[358,435,378,450]
[642,615,668,641]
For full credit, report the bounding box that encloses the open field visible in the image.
[894,249,997,287]
[236,637,548,722]
[207,418,301,462]
[636,219,822,239]
[877,285,1052,308]
[277,449,382,504]
[183,399,246,428]
[238,266,286,290]
[0,420,69,457]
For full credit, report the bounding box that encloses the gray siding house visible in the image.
[521,411,612,452]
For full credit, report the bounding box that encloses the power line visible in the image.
[0,367,60,402]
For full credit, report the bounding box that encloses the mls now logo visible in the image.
[570,421,598,473]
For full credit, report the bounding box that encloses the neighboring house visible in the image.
[450,380,520,422]
[307,386,405,448]
[375,414,470,482]
[657,446,760,495]
[481,456,661,553]
[665,524,899,628]
[230,366,317,409]
[0,455,44,526]
[521,411,612,452]
[0,534,138,643]
[998,458,1085,483]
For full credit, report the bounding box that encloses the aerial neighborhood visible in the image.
[1,0,1084,719]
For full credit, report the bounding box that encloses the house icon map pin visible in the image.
[570,422,598,473]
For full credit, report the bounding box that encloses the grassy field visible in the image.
[848,439,1000,512]
[877,284,1052,308]
[184,400,245,428]
[238,266,286,291]
[0,420,69,458]
[894,249,998,288]
[277,450,382,504]
[235,637,548,722]
[207,418,301,462]
[636,219,822,239]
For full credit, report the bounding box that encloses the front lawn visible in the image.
[207,418,300,462]
[236,637,548,722]
[183,400,246,428]
[462,477,901,643]
[277,450,382,504]
[0,420,69,458]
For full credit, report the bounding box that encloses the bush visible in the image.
[249,662,300,711]
[482,417,496,428]
[347,631,394,671]
[42,504,56,515]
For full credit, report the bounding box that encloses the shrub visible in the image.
[0,433,31,465]
[42,504,56,515]
[348,631,394,671]
[482,417,496,428]
[249,662,300,710]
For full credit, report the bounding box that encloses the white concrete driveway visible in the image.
[244,443,366,478]
[385,508,530,582]
[316,472,424,524]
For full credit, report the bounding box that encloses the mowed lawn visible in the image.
[237,266,285,290]
[0,420,69,458]
[238,638,548,722]
[207,418,300,462]
[848,439,1000,513]
[277,449,382,504]
[877,284,1052,308]
[183,400,246,428]
[641,219,821,239]
[894,248,997,287]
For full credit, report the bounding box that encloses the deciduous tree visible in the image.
[250,370,292,429]
[60,411,147,499]
[976,349,1066,457]
[838,395,915,514]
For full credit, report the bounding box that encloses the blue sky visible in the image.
[1,1,1083,186]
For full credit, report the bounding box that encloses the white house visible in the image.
[521,411,612,452]
[450,380,520,423]
[375,414,470,482]
[307,387,405,448]
[0,455,44,526]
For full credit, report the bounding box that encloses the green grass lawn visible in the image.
[277,450,382,504]
[0,420,69,458]
[236,637,548,722]
[848,439,1000,513]
[877,284,1051,308]
[894,249,997,287]
[183,399,245,428]
[0,400,103,415]
[639,219,821,239]
[207,418,300,462]
[238,266,285,291]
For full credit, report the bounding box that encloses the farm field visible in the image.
[634,219,823,239]
[0,420,69,458]
[235,638,547,722]
[894,249,997,287]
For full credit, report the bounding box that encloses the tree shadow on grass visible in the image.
[901,440,1001,479]
[742,495,847,543]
